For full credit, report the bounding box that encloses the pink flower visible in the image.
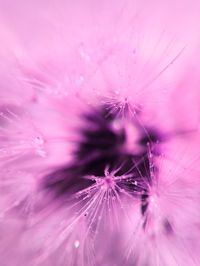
[0,0,200,265]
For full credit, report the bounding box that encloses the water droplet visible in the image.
[75,75,84,87]
[34,136,44,145]
[74,240,80,248]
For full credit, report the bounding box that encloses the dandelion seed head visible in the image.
[1,0,200,265]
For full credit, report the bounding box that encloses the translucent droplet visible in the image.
[75,75,84,87]
[34,136,44,145]
[74,240,80,248]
